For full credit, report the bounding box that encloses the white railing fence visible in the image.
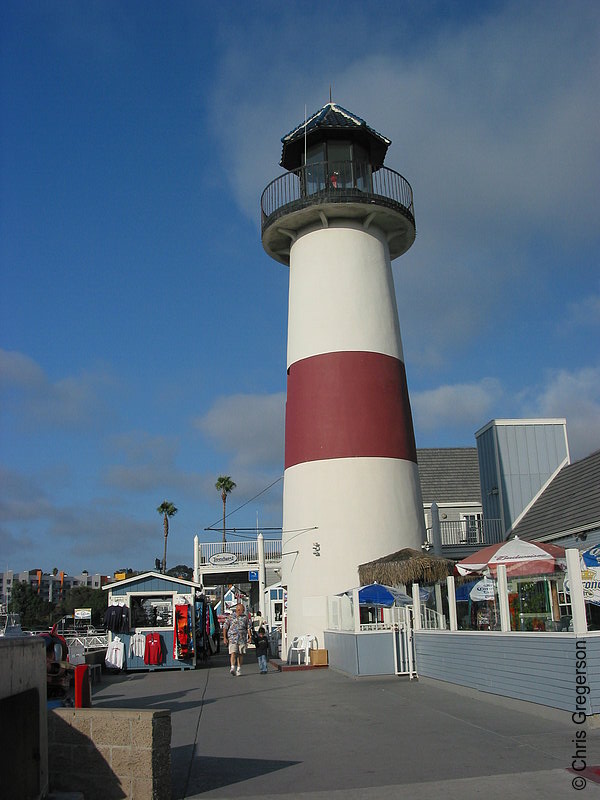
[427,518,504,547]
[327,594,355,631]
[420,606,446,630]
[199,539,282,565]
[64,633,108,651]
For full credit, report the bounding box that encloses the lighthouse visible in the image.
[261,103,425,646]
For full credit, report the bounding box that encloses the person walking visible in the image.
[223,602,251,676]
[255,626,269,674]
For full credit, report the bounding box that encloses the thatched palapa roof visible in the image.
[358,548,454,586]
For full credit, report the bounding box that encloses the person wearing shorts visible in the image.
[223,602,251,676]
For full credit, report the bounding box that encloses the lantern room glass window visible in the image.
[302,141,372,195]
[304,144,326,196]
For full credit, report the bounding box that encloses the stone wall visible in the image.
[0,637,48,799]
[48,707,171,800]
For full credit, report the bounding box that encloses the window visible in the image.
[461,513,483,544]
[508,579,553,631]
[302,140,372,194]
[327,141,352,189]
[130,595,173,628]
[304,144,326,196]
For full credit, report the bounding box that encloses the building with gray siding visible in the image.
[417,447,482,532]
[475,418,569,536]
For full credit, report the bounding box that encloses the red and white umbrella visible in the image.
[456,536,566,577]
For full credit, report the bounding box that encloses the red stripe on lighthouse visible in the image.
[284,351,418,469]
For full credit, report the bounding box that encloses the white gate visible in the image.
[391,606,417,679]
[326,595,418,678]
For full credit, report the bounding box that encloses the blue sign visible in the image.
[248,570,259,582]
[582,546,600,567]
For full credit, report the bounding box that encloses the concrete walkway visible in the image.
[93,653,600,799]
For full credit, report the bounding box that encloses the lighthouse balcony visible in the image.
[261,160,415,264]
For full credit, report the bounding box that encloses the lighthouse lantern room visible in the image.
[261,102,425,648]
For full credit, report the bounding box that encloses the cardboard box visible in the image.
[309,648,328,666]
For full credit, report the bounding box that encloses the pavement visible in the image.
[92,652,600,799]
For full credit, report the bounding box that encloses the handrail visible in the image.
[261,159,414,232]
[64,633,108,650]
[198,539,282,565]
[427,519,505,547]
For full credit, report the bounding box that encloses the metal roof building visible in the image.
[511,448,600,548]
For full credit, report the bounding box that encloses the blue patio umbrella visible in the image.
[358,583,408,606]
[339,583,430,606]
[349,583,429,606]
[455,581,478,602]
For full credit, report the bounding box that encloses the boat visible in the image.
[0,612,32,637]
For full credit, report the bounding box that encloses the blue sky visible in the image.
[1,1,599,577]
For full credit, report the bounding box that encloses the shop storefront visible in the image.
[103,571,218,671]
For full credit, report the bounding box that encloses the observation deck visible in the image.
[193,538,283,586]
[261,159,416,265]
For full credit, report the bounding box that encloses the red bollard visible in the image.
[74,664,91,708]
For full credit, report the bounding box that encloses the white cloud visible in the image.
[0,465,158,570]
[0,348,115,430]
[105,431,179,469]
[195,392,285,469]
[518,366,600,460]
[0,349,46,389]
[563,291,600,329]
[103,463,178,494]
[411,365,600,461]
[412,378,502,434]
[0,467,53,521]
[47,504,157,563]
[209,2,600,366]
[103,430,206,495]
[212,2,600,238]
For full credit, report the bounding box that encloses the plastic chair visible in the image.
[288,634,317,664]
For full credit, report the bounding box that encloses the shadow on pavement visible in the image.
[94,691,218,712]
[173,751,301,798]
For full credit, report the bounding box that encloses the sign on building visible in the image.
[209,553,238,566]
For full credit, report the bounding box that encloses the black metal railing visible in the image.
[261,160,414,233]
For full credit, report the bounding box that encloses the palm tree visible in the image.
[215,476,236,616]
[156,501,178,574]
[215,476,236,549]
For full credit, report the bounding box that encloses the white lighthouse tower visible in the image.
[261,103,425,646]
